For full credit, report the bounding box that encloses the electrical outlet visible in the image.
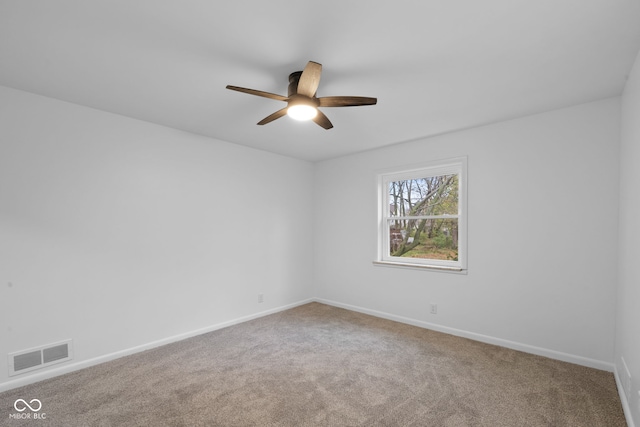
[430,304,438,315]
[257,294,264,303]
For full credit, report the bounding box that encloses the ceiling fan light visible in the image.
[287,104,317,121]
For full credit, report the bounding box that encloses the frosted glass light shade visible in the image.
[287,104,317,121]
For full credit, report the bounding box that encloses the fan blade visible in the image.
[257,107,288,125]
[226,85,288,102]
[297,61,322,97]
[318,96,377,107]
[312,110,333,130]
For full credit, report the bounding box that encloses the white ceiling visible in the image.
[1,1,639,162]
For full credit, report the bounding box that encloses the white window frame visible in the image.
[374,156,467,272]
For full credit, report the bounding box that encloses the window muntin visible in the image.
[378,158,467,271]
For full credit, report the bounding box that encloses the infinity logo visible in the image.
[14,399,42,412]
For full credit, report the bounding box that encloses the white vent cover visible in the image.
[8,340,73,377]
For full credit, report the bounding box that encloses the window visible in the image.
[376,157,467,271]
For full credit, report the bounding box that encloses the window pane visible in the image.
[388,175,458,217]
[389,218,458,261]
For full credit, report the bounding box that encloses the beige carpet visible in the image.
[0,302,626,426]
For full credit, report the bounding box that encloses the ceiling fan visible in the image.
[226,61,377,130]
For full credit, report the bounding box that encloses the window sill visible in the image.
[373,260,466,274]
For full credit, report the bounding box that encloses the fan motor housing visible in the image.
[288,71,304,97]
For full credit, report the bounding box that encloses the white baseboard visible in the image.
[314,298,615,372]
[614,365,637,427]
[0,298,314,393]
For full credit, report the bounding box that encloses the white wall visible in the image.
[314,98,620,368]
[0,82,627,398]
[0,86,314,388]
[617,48,640,425]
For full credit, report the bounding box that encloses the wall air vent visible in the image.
[13,351,41,372]
[8,340,73,377]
